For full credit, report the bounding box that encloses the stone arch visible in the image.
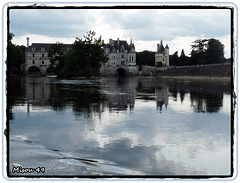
[28,66,40,76]
[116,68,127,77]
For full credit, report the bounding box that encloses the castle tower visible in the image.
[165,44,169,54]
[155,40,169,67]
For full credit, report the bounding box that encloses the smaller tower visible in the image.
[165,44,169,55]
[155,40,169,67]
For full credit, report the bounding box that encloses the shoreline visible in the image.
[158,75,231,81]
[9,75,232,81]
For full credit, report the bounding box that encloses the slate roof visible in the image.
[106,39,135,53]
[158,44,165,54]
[26,43,72,52]
[157,41,169,54]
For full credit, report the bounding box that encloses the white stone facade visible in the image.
[25,43,52,75]
[155,40,169,67]
[25,38,71,76]
[101,38,138,76]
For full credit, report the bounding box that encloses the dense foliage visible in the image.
[47,42,65,74]
[170,38,226,66]
[49,31,108,77]
[7,33,26,75]
[136,50,155,67]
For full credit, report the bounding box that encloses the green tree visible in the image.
[190,39,208,65]
[61,30,108,77]
[205,38,225,64]
[179,49,186,66]
[48,42,65,74]
[191,39,208,54]
[190,38,225,65]
[169,51,179,66]
[136,50,155,66]
[179,49,191,66]
[61,48,81,77]
[7,33,25,75]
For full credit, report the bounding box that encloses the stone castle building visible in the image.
[24,38,71,76]
[24,37,169,77]
[101,38,138,76]
[155,40,169,67]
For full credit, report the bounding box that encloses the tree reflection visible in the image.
[8,77,231,122]
[156,83,169,112]
[8,77,26,120]
[190,92,223,113]
[105,78,136,112]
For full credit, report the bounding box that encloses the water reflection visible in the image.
[9,77,230,117]
[8,77,231,176]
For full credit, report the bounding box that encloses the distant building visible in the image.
[155,40,169,67]
[24,38,71,76]
[101,38,138,76]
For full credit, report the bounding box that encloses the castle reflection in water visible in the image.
[11,77,230,117]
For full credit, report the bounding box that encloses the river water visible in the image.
[8,76,232,177]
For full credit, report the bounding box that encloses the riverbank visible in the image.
[156,63,231,79]
[159,75,231,81]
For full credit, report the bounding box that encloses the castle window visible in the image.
[32,53,35,57]
[32,47,35,51]
[42,60,44,64]
[42,54,44,57]
[41,47,45,51]
[122,55,124,58]
[32,60,35,64]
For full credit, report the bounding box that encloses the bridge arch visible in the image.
[28,66,40,76]
[116,68,127,77]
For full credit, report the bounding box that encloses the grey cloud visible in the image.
[10,9,94,38]
[122,9,229,41]
[10,8,231,43]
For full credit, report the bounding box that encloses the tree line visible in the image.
[7,33,26,75]
[136,38,229,67]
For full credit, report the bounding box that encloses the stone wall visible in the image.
[156,64,231,78]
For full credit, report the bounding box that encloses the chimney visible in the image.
[27,37,29,48]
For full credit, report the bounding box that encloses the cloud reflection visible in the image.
[9,77,231,176]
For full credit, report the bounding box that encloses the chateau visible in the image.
[24,37,169,76]
[155,40,169,67]
[24,38,71,76]
[101,38,138,76]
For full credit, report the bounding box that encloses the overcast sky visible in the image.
[10,8,231,58]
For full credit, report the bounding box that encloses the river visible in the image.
[8,76,232,177]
